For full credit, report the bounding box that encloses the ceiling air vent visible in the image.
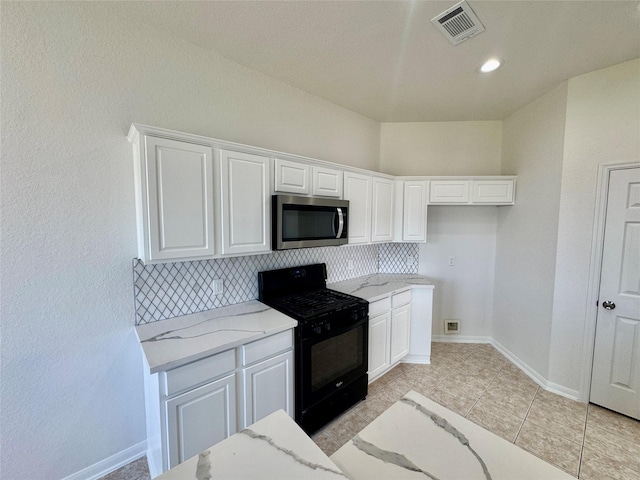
[431,1,485,46]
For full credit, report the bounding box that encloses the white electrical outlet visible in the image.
[347,259,354,271]
[448,257,456,266]
[406,255,414,266]
[212,279,224,295]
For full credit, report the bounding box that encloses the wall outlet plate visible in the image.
[212,279,224,295]
[406,255,415,266]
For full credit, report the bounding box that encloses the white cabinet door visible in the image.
[166,373,237,469]
[312,166,343,198]
[368,313,391,381]
[390,304,411,364]
[402,181,427,242]
[371,177,395,243]
[274,158,310,195]
[220,150,271,255]
[429,180,470,204]
[471,180,515,204]
[344,172,372,244]
[242,350,294,428]
[144,136,215,261]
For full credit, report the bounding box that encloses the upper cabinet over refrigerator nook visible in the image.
[428,177,516,205]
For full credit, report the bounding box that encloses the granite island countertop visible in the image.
[329,273,435,302]
[156,409,345,480]
[135,300,297,373]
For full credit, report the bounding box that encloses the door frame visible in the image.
[579,161,640,402]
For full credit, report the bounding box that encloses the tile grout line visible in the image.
[513,385,540,444]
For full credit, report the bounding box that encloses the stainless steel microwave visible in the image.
[272,195,349,250]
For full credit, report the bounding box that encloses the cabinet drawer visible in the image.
[165,349,236,396]
[242,330,293,366]
[369,297,391,317]
[392,290,412,308]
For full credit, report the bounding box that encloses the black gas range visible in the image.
[258,263,369,434]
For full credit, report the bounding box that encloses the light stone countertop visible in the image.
[135,300,297,373]
[156,409,346,480]
[330,390,575,480]
[329,273,435,302]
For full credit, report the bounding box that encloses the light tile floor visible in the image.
[312,342,640,479]
[104,342,640,480]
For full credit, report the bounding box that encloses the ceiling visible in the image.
[121,1,640,122]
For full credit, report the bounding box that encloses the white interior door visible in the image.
[590,167,640,420]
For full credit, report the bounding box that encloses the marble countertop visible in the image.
[135,300,297,373]
[156,409,346,480]
[329,273,434,302]
[330,390,574,480]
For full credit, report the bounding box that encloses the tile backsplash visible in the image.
[133,243,418,324]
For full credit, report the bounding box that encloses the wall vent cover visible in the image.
[431,1,485,46]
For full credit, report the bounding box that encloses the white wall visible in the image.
[492,83,568,378]
[548,59,640,392]
[380,121,503,176]
[419,207,497,338]
[0,3,380,479]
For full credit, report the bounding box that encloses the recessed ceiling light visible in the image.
[479,58,503,73]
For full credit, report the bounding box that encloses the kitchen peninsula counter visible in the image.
[157,409,345,480]
[329,273,435,302]
[135,300,297,373]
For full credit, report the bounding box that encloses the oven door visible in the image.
[298,316,368,416]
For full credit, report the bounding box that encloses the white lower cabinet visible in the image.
[390,304,411,364]
[146,330,294,476]
[367,290,412,382]
[241,350,293,429]
[368,312,390,380]
[166,373,237,469]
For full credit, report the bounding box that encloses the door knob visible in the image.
[602,301,616,310]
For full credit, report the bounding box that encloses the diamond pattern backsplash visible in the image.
[133,243,419,324]
[379,242,419,274]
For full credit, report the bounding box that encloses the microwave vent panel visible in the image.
[431,1,485,46]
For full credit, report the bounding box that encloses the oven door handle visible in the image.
[301,315,368,342]
[335,208,344,239]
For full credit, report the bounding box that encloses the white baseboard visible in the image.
[62,441,147,480]
[432,335,492,344]
[402,354,431,364]
[490,338,579,401]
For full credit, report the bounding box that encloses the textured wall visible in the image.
[0,2,381,479]
[548,59,640,392]
[493,83,568,379]
[379,121,503,176]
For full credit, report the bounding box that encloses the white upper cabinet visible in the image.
[429,180,470,204]
[343,172,372,244]
[428,177,516,205]
[274,158,310,195]
[371,177,395,243]
[395,180,427,242]
[312,166,343,198]
[471,180,515,204]
[131,133,216,263]
[220,150,271,255]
